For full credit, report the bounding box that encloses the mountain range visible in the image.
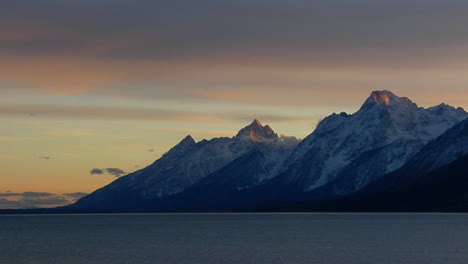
[67,90,468,212]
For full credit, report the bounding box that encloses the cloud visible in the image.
[227,114,319,124]
[105,168,126,177]
[63,192,88,199]
[0,198,20,208]
[20,197,70,207]
[2,0,468,63]
[43,129,92,137]
[39,156,51,160]
[278,134,301,146]
[90,168,104,175]
[0,192,21,197]
[0,1,467,110]
[90,167,126,177]
[152,128,235,138]
[22,192,54,198]
[0,154,16,160]
[0,192,58,198]
[0,136,16,142]
[0,103,222,123]
[0,191,88,209]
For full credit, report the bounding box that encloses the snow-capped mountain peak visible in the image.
[282,90,468,193]
[371,90,397,105]
[361,90,417,110]
[71,119,298,209]
[235,119,279,141]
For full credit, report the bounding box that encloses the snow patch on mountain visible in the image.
[406,117,468,174]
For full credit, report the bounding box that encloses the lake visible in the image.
[1,213,467,264]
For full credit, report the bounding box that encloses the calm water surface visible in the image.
[1,213,468,264]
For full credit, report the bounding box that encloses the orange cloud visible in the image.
[0,136,16,142]
[191,90,263,102]
[150,128,235,138]
[42,129,93,137]
[0,102,224,123]
[0,56,127,94]
[0,154,16,160]
[0,53,467,110]
[0,20,61,41]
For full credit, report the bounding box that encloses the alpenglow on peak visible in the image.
[360,90,416,109]
[235,119,279,141]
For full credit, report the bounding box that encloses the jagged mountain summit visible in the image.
[236,119,278,141]
[71,120,299,210]
[278,90,467,195]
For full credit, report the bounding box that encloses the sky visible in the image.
[1,0,468,208]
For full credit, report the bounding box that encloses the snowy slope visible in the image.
[361,116,468,193]
[72,120,299,210]
[281,90,467,194]
[398,116,468,175]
